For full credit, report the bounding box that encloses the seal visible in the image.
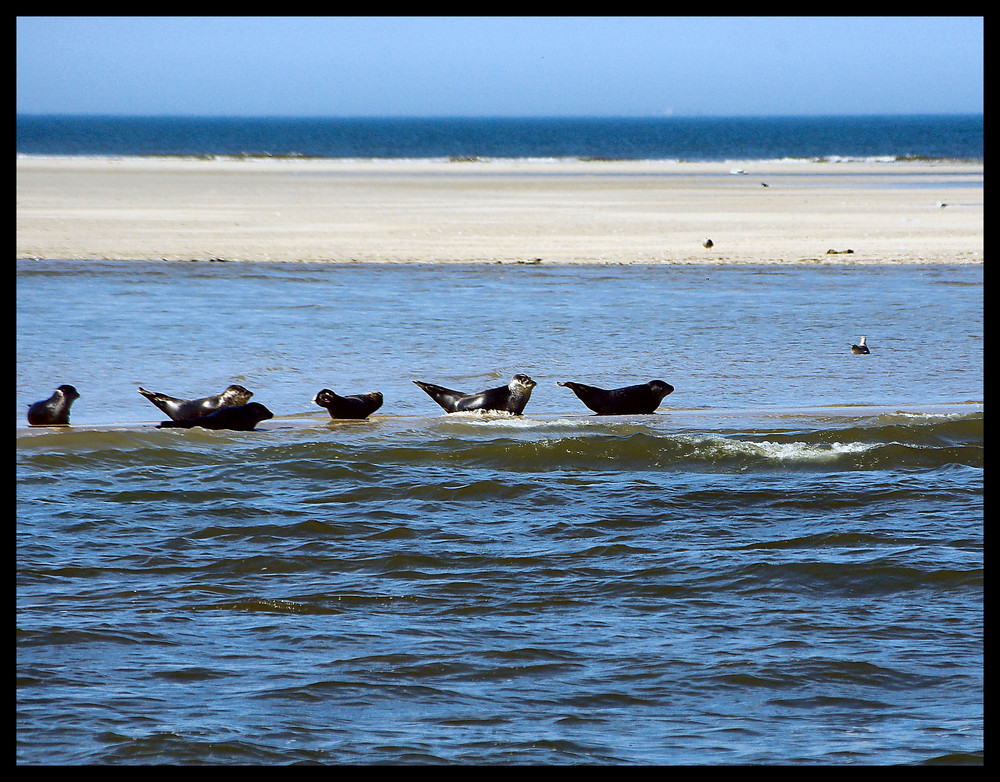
[157,402,273,431]
[27,384,80,426]
[312,388,383,420]
[851,336,870,354]
[413,374,537,415]
[557,379,674,415]
[139,384,252,421]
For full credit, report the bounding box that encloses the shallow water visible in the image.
[16,261,983,764]
[15,261,983,424]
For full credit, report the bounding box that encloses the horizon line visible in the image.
[16,111,985,121]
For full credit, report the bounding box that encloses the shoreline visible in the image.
[17,402,984,436]
[17,156,984,265]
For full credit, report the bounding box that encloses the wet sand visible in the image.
[16,156,983,264]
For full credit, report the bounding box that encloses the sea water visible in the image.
[16,260,982,764]
[17,112,983,765]
[15,114,984,162]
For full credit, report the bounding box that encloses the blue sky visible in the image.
[16,16,983,117]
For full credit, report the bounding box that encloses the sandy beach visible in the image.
[16,156,983,264]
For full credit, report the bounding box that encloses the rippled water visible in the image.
[17,261,983,764]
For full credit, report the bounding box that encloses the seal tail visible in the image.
[556,381,604,412]
[138,387,177,410]
[413,380,465,412]
[140,387,186,419]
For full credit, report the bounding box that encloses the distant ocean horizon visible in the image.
[15,114,983,163]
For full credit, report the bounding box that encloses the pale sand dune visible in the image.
[16,156,983,264]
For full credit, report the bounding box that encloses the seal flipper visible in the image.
[139,387,184,417]
[557,381,607,413]
[413,380,467,413]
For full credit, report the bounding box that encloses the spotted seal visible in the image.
[27,384,80,425]
[413,374,537,415]
[312,388,383,419]
[557,379,674,415]
[139,384,252,421]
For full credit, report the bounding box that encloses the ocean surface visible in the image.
[15,114,984,162]
[16,260,983,764]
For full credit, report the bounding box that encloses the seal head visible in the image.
[27,384,80,426]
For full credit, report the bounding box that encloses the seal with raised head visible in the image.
[557,379,674,415]
[851,336,870,354]
[413,374,537,415]
[157,402,273,431]
[312,388,383,420]
[139,384,252,421]
[27,384,80,426]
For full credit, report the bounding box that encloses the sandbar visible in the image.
[16,155,983,264]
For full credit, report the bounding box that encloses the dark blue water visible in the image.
[17,261,983,764]
[15,115,984,162]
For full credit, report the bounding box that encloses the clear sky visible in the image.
[16,16,983,117]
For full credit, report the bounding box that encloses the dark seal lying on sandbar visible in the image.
[557,379,674,415]
[27,384,80,426]
[413,374,537,415]
[312,388,383,419]
[157,402,274,431]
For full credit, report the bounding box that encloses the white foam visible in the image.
[691,436,874,463]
